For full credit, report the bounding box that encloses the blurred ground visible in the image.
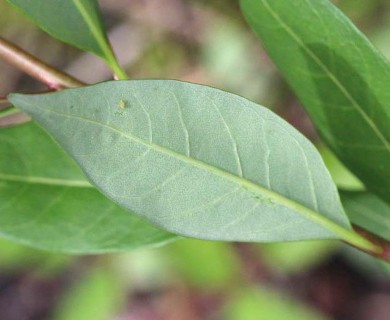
[0,0,390,319]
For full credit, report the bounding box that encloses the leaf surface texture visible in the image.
[9,80,352,242]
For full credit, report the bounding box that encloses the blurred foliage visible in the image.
[261,241,338,275]
[224,288,329,320]
[0,238,72,275]
[52,266,125,320]
[201,18,275,103]
[165,239,241,288]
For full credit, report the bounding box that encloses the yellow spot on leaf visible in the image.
[118,99,126,109]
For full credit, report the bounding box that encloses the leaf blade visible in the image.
[240,0,390,203]
[0,123,175,254]
[341,191,390,242]
[6,0,125,77]
[9,80,375,250]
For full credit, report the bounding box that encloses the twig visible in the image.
[0,37,86,89]
[0,97,10,112]
[352,225,390,263]
[0,96,9,105]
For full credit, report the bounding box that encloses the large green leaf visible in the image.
[6,0,126,78]
[240,0,390,203]
[9,80,375,251]
[0,122,174,253]
[341,191,390,242]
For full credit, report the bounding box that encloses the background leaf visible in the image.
[0,123,174,254]
[261,240,337,274]
[341,191,390,242]
[166,239,241,288]
[240,0,390,204]
[224,288,329,320]
[52,266,124,320]
[9,80,372,249]
[6,0,126,78]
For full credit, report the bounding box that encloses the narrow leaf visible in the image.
[6,0,125,77]
[341,191,390,242]
[240,0,390,203]
[0,123,174,254]
[9,80,374,251]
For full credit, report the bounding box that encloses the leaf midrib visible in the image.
[72,0,112,60]
[258,0,390,151]
[32,104,356,238]
[0,172,92,188]
[71,0,127,79]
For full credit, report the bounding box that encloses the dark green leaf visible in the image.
[9,80,374,250]
[341,191,390,242]
[0,123,174,254]
[240,0,390,203]
[6,0,125,77]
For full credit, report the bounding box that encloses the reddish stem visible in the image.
[0,37,85,89]
[0,96,9,106]
[352,225,390,263]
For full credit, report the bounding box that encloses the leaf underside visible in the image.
[9,80,352,243]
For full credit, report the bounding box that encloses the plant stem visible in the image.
[0,97,9,105]
[106,55,128,80]
[352,225,390,263]
[1,97,10,109]
[0,37,85,89]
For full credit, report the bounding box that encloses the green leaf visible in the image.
[319,146,363,190]
[9,80,376,251]
[0,122,174,254]
[261,240,337,274]
[224,288,329,320]
[341,191,390,242]
[53,267,124,320]
[6,0,127,78]
[167,239,240,288]
[240,0,390,203]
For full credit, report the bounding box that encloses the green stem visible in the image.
[106,56,128,80]
[331,224,381,254]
